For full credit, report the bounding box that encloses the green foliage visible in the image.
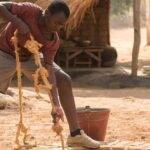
[110,0,133,16]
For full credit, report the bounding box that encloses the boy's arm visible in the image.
[44,62,61,107]
[42,42,61,107]
[40,36,64,120]
[44,61,64,122]
[0,2,30,34]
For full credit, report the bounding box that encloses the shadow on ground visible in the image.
[73,73,150,89]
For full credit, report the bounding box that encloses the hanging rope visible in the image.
[11,30,64,149]
[11,30,36,150]
[24,33,65,149]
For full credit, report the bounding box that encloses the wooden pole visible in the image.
[146,0,150,45]
[131,0,141,76]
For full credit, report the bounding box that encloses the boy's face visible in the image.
[44,10,67,32]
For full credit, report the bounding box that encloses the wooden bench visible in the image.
[56,46,103,70]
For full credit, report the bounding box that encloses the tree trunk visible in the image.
[131,0,141,76]
[146,0,150,45]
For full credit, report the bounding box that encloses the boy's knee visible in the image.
[57,71,72,86]
[62,73,72,85]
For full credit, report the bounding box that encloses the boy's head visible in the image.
[44,0,70,32]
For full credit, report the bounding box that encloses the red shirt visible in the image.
[0,2,60,62]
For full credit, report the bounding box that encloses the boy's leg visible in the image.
[53,63,80,132]
[22,59,80,132]
[0,51,16,94]
[53,63,100,149]
[22,60,100,148]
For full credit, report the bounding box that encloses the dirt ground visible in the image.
[0,28,150,149]
[0,87,150,149]
[110,27,149,63]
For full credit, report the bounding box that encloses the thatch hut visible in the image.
[36,0,117,69]
[36,0,110,46]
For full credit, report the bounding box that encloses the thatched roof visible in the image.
[36,0,99,32]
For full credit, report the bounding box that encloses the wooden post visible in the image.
[131,0,141,76]
[146,0,150,45]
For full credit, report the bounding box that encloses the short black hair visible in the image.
[48,0,70,18]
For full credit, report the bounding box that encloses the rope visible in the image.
[11,30,64,149]
[11,31,36,149]
[24,33,65,149]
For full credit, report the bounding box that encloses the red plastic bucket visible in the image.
[77,106,110,141]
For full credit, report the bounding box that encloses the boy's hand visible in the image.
[17,31,30,47]
[51,106,64,123]
[11,17,30,46]
[14,17,30,35]
[15,21,30,46]
[18,22,30,35]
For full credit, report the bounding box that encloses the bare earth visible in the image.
[110,27,149,63]
[0,28,150,149]
[0,87,150,149]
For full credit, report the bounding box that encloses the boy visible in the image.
[0,0,100,148]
